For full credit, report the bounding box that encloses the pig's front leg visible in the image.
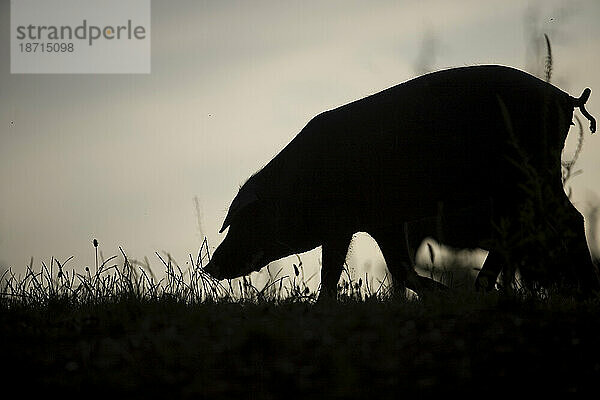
[318,234,353,299]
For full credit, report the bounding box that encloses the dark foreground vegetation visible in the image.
[2,249,600,398]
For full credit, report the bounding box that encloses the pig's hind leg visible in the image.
[371,227,447,297]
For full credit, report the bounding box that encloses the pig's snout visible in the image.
[203,261,224,280]
[204,250,266,281]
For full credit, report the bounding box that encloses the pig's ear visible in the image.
[219,184,259,233]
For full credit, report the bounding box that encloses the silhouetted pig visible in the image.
[204,65,599,297]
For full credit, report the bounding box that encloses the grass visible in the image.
[2,239,600,398]
[0,236,400,308]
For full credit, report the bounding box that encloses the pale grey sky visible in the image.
[1,0,599,286]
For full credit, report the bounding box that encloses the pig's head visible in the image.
[204,182,293,280]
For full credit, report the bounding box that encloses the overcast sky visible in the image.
[1,0,599,284]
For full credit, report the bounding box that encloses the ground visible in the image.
[2,292,600,398]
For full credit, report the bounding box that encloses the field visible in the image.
[2,250,600,398]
